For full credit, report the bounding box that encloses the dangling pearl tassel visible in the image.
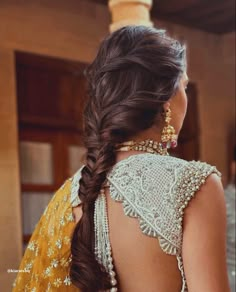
[94,188,118,291]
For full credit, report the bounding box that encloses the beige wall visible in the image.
[0,48,23,290]
[0,0,235,290]
[154,19,235,184]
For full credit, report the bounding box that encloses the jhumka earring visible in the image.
[161,107,178,149]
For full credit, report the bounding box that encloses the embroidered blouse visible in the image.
[12,153,221,292]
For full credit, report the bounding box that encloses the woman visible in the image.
[13,26,229,292]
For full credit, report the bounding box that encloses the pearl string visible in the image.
[94,188,118,291]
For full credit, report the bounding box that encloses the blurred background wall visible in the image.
[0,0,235,290]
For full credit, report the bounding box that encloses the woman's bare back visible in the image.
[105,186,182,292]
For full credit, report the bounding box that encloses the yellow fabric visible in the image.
[12,178,79,292]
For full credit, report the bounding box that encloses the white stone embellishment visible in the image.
[64,276,72,285]
[55,239,62,249]
[27,241,35,251]
[51,259,59,268]
[25,262,33,270]
[44,267,51,277]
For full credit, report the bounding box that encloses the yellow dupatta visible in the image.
[12,178,79,292]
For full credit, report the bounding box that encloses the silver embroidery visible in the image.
[64,275,72,286]
[107,154,188,254]
[71,166,84,207]
[106,153,221,291]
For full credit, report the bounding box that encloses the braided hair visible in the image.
[69,25,186,291]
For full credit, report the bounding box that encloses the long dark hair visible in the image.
[69,25,186,291]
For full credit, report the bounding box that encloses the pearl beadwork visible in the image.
[94,188,117,291]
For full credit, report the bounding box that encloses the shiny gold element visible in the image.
[116,139,169,156]
[161,108,178,149]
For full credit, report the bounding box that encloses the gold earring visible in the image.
[161,107,178,149]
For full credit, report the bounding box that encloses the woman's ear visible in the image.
[163,101,171,112]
